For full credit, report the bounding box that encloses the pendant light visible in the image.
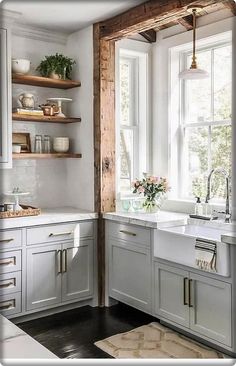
[179,5,209,80]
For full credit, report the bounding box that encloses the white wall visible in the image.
[3,32,69,208]
[152,11,234,214]
[66,26,94,211]
[3,25,94,210]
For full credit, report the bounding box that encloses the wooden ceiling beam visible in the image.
[100,0,224,41]
[139,29,156,42]
[178,14,193,30]
[224,0,236,15]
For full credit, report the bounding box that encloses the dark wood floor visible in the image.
[18,303,157,359]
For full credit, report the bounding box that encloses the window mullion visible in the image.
[211,48,214,122]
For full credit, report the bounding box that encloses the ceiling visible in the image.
[1,0,146,33]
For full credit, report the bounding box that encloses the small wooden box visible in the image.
[12,132,31,153]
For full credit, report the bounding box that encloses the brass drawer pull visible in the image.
[62,249,67,273]
[0,303,13,310]
[57,250,62,274]
[0,260,13,266]
[119,230,137,236]
[189,279,194,308]
[183,277,188,306]
[49,231,73,237]
[0,282,13,288]
[0,239,14,244]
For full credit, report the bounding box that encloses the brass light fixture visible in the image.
[179,5,209,80]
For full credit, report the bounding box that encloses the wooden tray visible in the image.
[0,205,41,219]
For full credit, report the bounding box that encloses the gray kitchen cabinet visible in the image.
[108,236,151,313]
[0,28,11,168]
[61,239,93,302]
[26,244,62,310]
[154,262,189,327]
[27,239,94,311]
[154,261,231,347]
[189,272,231,346]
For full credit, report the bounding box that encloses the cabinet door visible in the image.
[109,239,151,312]
[61,239,93,302]
[154,262,189,327]
[189,273,231,346]
[0,28,11,168]
[26,244,62,310]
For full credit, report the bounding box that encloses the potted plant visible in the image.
[36,53,76,80]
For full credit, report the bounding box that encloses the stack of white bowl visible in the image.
[53,137,69,153]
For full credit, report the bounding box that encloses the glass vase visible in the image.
[143,194,165,214]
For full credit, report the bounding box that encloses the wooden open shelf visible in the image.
[12,113,81,124]
[13,153,82,159]
[12,74,81,89]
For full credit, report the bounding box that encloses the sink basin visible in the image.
[154,223,230,277]
[159,223,226,242]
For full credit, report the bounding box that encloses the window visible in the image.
[180,42,232,201]
[116,46,150,197]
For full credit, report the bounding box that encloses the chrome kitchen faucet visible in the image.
[205,167,231,223]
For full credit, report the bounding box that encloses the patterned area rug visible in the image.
[95,322,224,359]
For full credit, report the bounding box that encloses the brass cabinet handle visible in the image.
[0,282,13,288]
[62,249,67,273]
[119,230,136,236]
[0,260,13,266]
[0,239,14,244]
[0,303,13,310]
[57,250,62,274]
[188,279,194,308]
[183,277,188,306]
[49,231,73,237]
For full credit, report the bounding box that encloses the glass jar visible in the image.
[43,135,51,153]
[35,135,42,153]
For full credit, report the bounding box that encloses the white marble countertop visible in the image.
[0,207,98,230]
[0,315,57,359]
[221,232,236,245]
[103,210,188,228]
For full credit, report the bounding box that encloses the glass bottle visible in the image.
[43,135,51,153]
[35,135,42,153]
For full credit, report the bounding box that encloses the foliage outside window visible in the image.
[181,43,232,201]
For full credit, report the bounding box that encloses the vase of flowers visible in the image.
[132,173,170,213]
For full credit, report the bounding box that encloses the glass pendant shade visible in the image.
[179,68,209,79]
[179,7,209,80]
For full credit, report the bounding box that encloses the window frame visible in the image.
[116,42,151,200]
[178,40,232,201]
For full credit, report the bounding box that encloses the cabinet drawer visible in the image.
[27,221,94,246]
[0,250,21,274]
[0,229,22,251]
[108,222,151,246]
[0,271,21,296]
[0,292,21,317]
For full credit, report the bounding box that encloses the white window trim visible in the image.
[169,30,232,205]
[115,39,152,201]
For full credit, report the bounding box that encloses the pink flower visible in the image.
[138,186,145,193]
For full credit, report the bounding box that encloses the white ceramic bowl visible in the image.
[12,144,21,153]
[53,137,69,153]
[12,59,30,75]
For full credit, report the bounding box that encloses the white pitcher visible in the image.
[19,93,35,109]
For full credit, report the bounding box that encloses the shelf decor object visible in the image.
[47,97,72,117]
[0,205,41,219]
[4,190,30,211]
[179,5,209,80]
[12,74,81,89]
[36,53,76,79]
[12,132,31,152]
